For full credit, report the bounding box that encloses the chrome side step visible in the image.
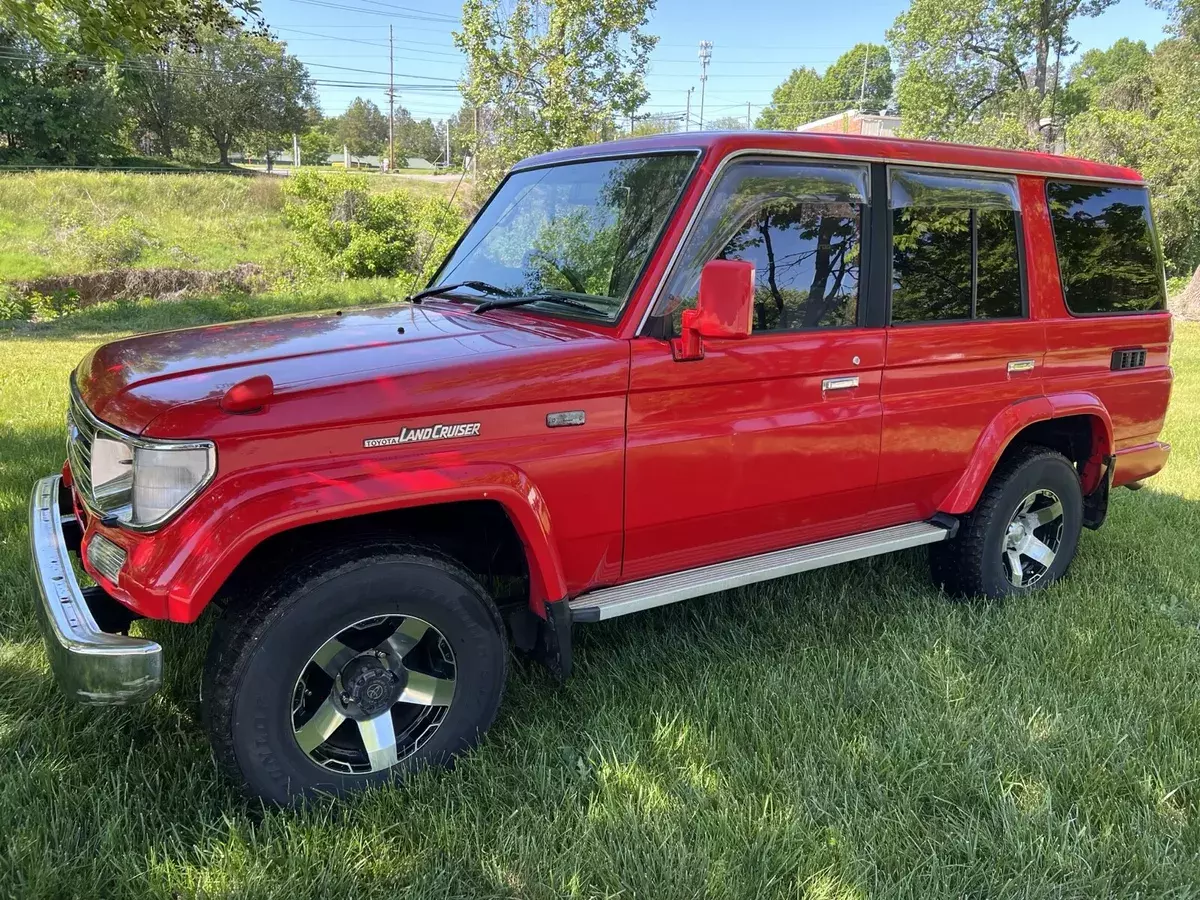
[570,520,952,622]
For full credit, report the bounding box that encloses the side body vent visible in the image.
[1111,348,1148,371]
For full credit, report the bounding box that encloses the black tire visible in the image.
[930,445,1083,599]
[201,542,507,805]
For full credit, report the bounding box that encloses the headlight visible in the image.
[132,445,214,525]
[86,436,215,529]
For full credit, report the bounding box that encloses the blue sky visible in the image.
[259,0,1172,123]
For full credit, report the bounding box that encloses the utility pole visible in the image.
[858,45,871,109]
[388,24,395,171]
[292,132,300,169]
[444,118,450,168]
[698,40,712,129]
[685,86,694,132]
[746,101,751,129]
[472,106,478,179]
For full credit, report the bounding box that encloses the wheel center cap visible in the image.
[338,655,406,717]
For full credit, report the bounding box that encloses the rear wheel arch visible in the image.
[940,398,1114,515]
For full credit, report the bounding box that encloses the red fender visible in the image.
[939,393,1114,515]
[109,460,569,623]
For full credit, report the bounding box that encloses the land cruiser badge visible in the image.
[363,422,481,448]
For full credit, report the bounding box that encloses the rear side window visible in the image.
[890,168,1024,324]
[1046,182,1166,315]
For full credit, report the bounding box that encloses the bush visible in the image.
[282,170,464,281]
[73,215,157,267]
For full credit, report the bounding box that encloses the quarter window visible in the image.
[1045,182,1165,315]
[890,168,1024,324]
[653,161,868,333]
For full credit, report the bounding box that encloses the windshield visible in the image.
[432,152,697,322]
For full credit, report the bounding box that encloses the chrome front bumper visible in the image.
[29,476,162,704]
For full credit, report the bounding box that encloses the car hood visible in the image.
[74,301,609,433]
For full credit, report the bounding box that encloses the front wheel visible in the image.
[930,445,1084,599]
[201,544,507,804]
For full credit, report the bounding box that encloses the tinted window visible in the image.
[654,161,867,333]
[1046,182,1165,314]
[435,153,696,322]
[890,169,1024,324]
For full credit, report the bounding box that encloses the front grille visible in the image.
[66,390,97,504]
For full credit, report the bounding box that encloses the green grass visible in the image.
[0,171,461,284]
[1,301,1199,897]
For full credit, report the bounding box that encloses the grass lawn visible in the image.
[1,299,1198,898]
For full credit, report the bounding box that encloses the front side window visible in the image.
[433,153,697,322]
[1045,181,1166,315]
[652,160,868,334]
[890,168,1024,324]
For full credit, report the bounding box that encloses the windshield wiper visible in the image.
[472,290,611,316]
[408,281,514,303]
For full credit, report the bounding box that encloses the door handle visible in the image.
[1007,359,1036,374]
[822,376,859,391]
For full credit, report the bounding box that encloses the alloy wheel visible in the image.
[291,615,456,775]
[1000,488,1065,588]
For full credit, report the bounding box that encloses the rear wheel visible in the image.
[930,445,1083,599]
[202,543,507,804]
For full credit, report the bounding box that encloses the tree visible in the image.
[0,0,261,58]
[0,26,128,164]
[755,44,892,131]
[454,0,658,193]
[122,45,196,158]
[888,0,1118,150]
[819,43,893,114]
[183,27,313,165]
[299,128,334,166]
[1066,35,1200,275]
[336,97,389,158]
[706,115,747,131]
[756,67,826,130]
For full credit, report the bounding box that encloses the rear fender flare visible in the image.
[150,461,568,623]
[938,393,1114,515]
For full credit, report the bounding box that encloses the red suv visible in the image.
[30,132,1173,803]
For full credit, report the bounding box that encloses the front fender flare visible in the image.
[120,460,569,623]
[938,393,1114,515]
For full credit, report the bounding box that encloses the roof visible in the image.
[513,131,1143,183]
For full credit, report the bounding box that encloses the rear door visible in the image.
[622,157,887,582]
[877,167,1046,519]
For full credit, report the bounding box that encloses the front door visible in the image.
[622,157,888,583]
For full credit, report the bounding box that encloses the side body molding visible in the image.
[120,460,569,623]
[938,393,1114,515]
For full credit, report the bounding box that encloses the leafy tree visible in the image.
[454,0,658,193]
[820,43,894,114]
[122,46,196,158]
[754,44,892,131]
[1066,35,1200,275]
[756,67,825,130]
[631,114,681,135]
[299,128,334,165]
[0,0,261,57]
[336,97,388,158]
[888,0,1118,150]
[0,26,127,164]
[706,115,747,131]
[183,27,313,165]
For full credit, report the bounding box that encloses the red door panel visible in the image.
[879,319,1046,519]
[623,329,886,582]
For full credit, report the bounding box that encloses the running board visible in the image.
[570,520,952,622]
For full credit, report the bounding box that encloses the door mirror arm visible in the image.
[670,259,755,361]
